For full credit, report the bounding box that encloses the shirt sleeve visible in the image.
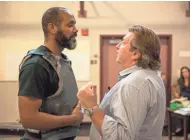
[18,63,49,100]
[101,82,150,140]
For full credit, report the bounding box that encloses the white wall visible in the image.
[0,1,189,122]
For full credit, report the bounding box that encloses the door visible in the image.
[101,37,123,93]
[100,35,123,99]
[100,35,172,105]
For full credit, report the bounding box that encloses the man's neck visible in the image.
[121,62,137,71]
[44,40,64,56]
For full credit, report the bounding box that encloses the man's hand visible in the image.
[72,102,84,125]
[77,82,97,109]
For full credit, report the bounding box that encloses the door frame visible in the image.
[100,34,172,106]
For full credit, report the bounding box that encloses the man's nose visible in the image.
[116,42,121,49]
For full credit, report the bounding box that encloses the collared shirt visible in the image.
[89,65,166,140]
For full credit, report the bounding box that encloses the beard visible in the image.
[55,30,77,50]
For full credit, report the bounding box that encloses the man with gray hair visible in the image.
[77,25,166,140]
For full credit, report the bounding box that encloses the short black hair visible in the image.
[42,7,67,38]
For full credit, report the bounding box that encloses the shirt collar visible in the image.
[40,45,68,60]
[119,65,142,77]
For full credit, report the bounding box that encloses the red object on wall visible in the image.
[81,28,89,36]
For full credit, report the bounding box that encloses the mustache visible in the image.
[70,33,77,38]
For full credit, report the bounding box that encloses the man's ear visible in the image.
[47,23,57,35]
[132,50,141,60]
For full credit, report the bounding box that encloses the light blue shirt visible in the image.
[89,65,166,140]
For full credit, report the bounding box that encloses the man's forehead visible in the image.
[123,32,135,41]
[64,9,73,16]
[59,9,74,18]
[59,8,72,15]
[59,10,76,23]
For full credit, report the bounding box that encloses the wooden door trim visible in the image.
[100,34,172,105]
[158,34,172,106]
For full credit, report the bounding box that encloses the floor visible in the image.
[0,135,89,140]
[0,135,185,140]
[0,123,186,140]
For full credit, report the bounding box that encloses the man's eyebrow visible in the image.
[69,20,76,24]
[65,20,76,25]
